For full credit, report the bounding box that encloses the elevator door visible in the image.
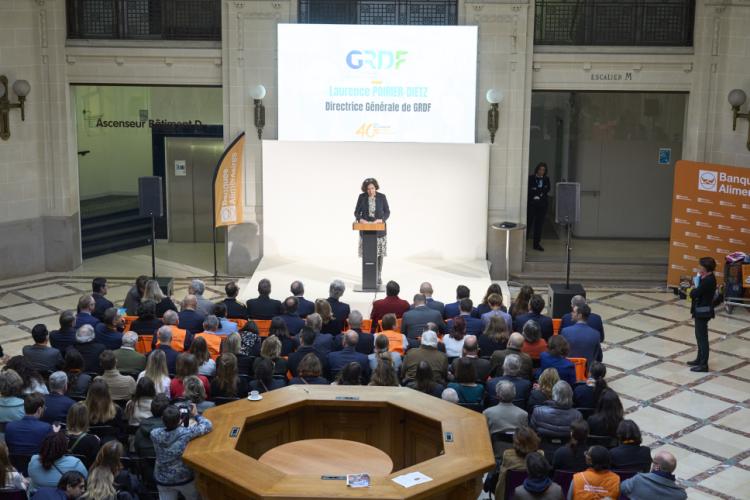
[165,137,225,242]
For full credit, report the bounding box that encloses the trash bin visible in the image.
[488,223,526,281]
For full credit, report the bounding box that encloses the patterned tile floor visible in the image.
[0,277,749,499]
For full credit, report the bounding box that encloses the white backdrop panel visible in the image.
[262,141,489,260]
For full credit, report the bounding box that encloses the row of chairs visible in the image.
[494,467,635,500]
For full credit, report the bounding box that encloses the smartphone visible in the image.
[179,407,190,427]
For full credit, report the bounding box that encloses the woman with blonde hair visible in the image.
[138,349,170,397]
[0,441,25,490]
[315,299,336,335]
[527,367,559,412]
[253,335,288,377]
[143,279,177,318]
[85,440,139,499]
[85,379,125,434]
[368,355,399,387]
[222,332,252,376]
[66,402,101,467]
[182,376,215,414]
[190,336,216,377]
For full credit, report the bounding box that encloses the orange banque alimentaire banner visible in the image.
[214,132,245,228]
[667,160,750,287]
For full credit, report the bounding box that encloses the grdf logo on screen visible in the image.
[346,50,408,70]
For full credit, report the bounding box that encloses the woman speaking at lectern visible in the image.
[354,178,390,285]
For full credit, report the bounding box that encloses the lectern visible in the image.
[353,222,385,292]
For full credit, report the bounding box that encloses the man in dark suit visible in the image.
[447,299,484,337]
[246,279,282,320]
[449,335,491,382]
[41,371,75,424]
[485,353,532,407]
[50,310,77,355]
[72,324,107,373]
[178,295,206,335]
[326,280,350,335]
[305,314,335,355]
[513,294,554,341]
[401,294,445,347]
[279,297,305,336]
[290,281,315,318]
[444,285,475,319]
[74,295,100,330]
[91,277,114,322]
[5,393,52,456]
[490,333,533,381]
[221,281,248,319]
[561,304,602,369]
[338,310,373,355]
[152,326,179,374]
[560,295,605,341]
[369,281,410,332]
[288,327,329,379]
[22,324,64,373]
[419,282,445,317]
[328,331,371,382]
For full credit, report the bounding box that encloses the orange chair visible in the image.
[122,316,138,332]
[253,319,272,337]
[228,318,248,330]
[135,335,154,355]
[568,357,587,382]
[552,318,562,335]
[361,319,373,333]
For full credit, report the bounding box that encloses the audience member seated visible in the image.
[573,361,607,409]
[314,299,339,337]
[85,379,126,436]
[610,420,652,472]
[28,431,87,492]
[238,320,264,358]
[520,320,548,360]
[253,336,288,378]
[190,336,216,376]
[339,310,373,355]
[129,300,162,337]
[491,332,534,382]
[368,356,400,387]
[419,282,445,316]
[486,354,531,407]
[620,450,687,500]
[552,419,589,473]
[188,279,214,317]
[483,381,528,434]
[41,372,75,424]
[536,336,577,387]
[378,313,407,355]
[328,330,371,382]
[211,353,248,398]
[587,389,624,440]
[480,293,512,332]
[156,311,190,352]
[5,393,52,455]
[333,362,363,385]
[50,310,77,355]
[495,426,543,498]
[123,275,148,316]
[138,349,171,397]
[513,452,564,500]
[441,387,459,403]
[406,361,444,398]
[401,330,448,385]
[561,303,603,370]
[370,280,410,331]
[249,358,286,394]
[368,334,400,374]
[86,440,140,499]
[192,317,222,362]
[447,357,484,404]
[450,335,491,382]
[569,446,620,499]
[23,324,64,373]
[221,281,248,319]
[32,470,85,500]
[213,303,238,335]
[245,278,282,320]
[288,327,328,378]
[513,294,554,341]
[527,368,559,413]
[444,316,467,359]
[305,313,335,356]
[6,356,48,395]
[447,298,483,337]
[221,332,252,376]
[181,376,214,414]
[170,353,210,400]
[475,285,504,319]
[279,296,305,336]
[530,381,582,440]
[561,295,605,342]
[0,441,26,491]
[290,280,315,318]
[124,377,155,425]
[65,402,101,467]
[0,369,25,425]
[267,317,298,357]
[479,315,510,358]
[150,403,213,500]
[93,308,124,350]
[324,280,350,335]
[401,294,445,347]
[62,349,91,398]
[74,295,100,330]
[94,350,136,401]
[133,394,169,459]
[289,353,329,385]
[91,277,114,322]
[444,285,474,319]
[70,325,106,375]
[177,295,206,335]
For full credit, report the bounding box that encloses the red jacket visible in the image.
[370,296,410,332]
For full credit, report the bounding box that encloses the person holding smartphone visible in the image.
[688,257,717,373]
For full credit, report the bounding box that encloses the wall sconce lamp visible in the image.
[250,84,266,140]
[0,75,31,141]
[486,88,504,144]
[728,88,750,150]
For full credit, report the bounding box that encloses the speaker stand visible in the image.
[565,222,572,288]
[150,213,156,280]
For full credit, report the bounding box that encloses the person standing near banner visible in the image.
[527,162,551,251]
[688,257,717,373]
[354,178,390,285]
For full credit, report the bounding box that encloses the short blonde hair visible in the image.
[261,335,281,359]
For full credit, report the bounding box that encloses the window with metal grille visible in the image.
[298,0,458,25]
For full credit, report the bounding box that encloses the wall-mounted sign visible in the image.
[175,160,187,176]
[94,118,204,128]
[658,148,672,165]
[590,72,633,81]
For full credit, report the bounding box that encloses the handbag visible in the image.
[694,305,713,319]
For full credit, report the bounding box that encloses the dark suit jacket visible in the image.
[561,312,605,341]
[50,327,77,354]
[41,393,76,424]
[312,333,335,356]
[485,375,531,407]
[129,318,162,336]
[690,273,717,319]
[370,296,410,331]
[326,298,350,335]
[528,174,551,205]
[246,295,283,320]
[92,293,114,321]
[513,312,554,341]
[222,298,248,319]
[5,416,52,455]
[561,322,603,368]
[450,356,491,382]
[21,345,63,373]
[444,301,478,319]
[295,297,315,318]
[94,324,123,350]
[152,345,178,374]
[354,192,390,237]
[74,312,100,330]
[73,341,107,373]
[333,329,373,355]
[178,309,206,335]
[280,314,305,336]
[401,305,444,339]
[328,347,371,382]
[425,298,445,317]
[287,346,329,378]
[447,315,484,337]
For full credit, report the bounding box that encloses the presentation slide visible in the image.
[278,24,477,144]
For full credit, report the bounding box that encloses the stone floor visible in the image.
[0,276,748,499]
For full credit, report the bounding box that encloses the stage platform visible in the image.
[236,256,508,319]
